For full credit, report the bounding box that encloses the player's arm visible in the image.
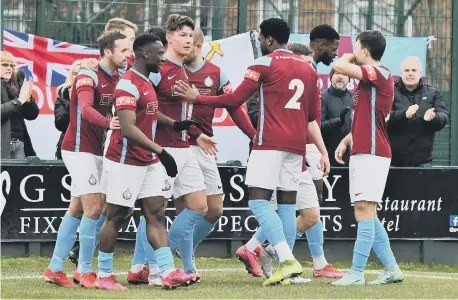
[117,109,163,154]
[217,73,256,139]
[335,133,352,165]
[306,74,330,175]
[75,72,112,129]
[333,54,363,80]
[174,62,268,108]
[157,111,204,132]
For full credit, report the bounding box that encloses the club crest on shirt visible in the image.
[204,76,214,87]
[363,65,377,81]
[123,188,132,200]
[88,174,97,186]
[146,101,159,114]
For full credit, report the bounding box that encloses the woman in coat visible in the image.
[1,51,38,159]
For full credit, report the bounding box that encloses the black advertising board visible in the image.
[1,163,458,240]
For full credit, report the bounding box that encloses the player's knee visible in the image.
[106,206,128,227]
[300,208,320,228]
[206,206,223,223]
[353,201,377,221]
[184,191,208,214]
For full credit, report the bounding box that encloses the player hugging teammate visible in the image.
[43,12,403,290]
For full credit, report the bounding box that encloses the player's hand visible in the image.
[158,149,178,177]
[172,119,204,131]
[196,134,218,155]
[320,153,331,177]
[80,58,99,71]
[109,116,121,130]
[174,80,199,103]
[343,53,356,63]
[405,104,419,119]
[424,108,435,121]
[339,107,351,125]
[18,78,33,104]
[335,142,347,165]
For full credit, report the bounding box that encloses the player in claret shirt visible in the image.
[148,14,217,284]
[332,30,404,286]
[169,28,256,277]
[95,33,194,291]
[42,31,131,288]
[175,18,319,286]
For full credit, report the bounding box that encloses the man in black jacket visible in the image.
[321,71,352,166]
[387,56,449,167]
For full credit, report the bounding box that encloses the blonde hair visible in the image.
[105,18,138,33]
[57,59,82,92]
[0,51,17,80]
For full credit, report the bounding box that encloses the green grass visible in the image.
[1,256,458,299]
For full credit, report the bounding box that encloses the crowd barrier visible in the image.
[2,160,458,241]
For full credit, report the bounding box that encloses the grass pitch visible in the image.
[1,256,458,299]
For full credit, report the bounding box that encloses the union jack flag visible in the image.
[3,29,99,87]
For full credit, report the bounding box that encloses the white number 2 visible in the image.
[284,79,304,110]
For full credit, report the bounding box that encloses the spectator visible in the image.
[321,71,352,166]
[54,60,81,159]
[1,51,38,159]
[388,56,449,167]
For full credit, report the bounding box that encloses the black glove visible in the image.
[340,107,351,126]
[172,119,204,131]
[158,149,178,177]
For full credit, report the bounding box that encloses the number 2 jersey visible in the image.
[105,69,160,166]
[195,49,319,156]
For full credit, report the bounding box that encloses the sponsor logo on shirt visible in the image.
[100,94,112,106]
[146,101,159,114]
[196,87,211,96]
[363,65,377,81]
[116,96,136,108]
[244,70,260,82]
[75,77,94,89]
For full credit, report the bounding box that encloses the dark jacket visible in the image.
[54,84,71,159]
[388,79,449,167]
[1,70,39,159]
[321,86,353,166]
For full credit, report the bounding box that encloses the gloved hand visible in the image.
[172,119,204,131]
[340,107,351,126]
[158,149,178,177]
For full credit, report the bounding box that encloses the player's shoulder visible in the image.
[250,55,273,68]
[202,60,222,74]
[77,69,99,87]
[362,64,392,81]
[116,72,141,98]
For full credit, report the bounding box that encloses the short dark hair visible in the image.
[145,26,167,46]
[259,18,290,45]
[133,33,161,52]
[310,24,340,42]
[287,43,313,56]
[356,30,386,61]
[165,14,195,33]
[97,31,127,57]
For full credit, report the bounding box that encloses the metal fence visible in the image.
[2,0,457,165]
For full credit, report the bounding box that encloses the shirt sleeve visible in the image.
[217,70,232,96]
[360,65,391,88]
[227,105,257,139]
[114,78,140,112]
[306,72,320,122]
[75,72,111,129]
